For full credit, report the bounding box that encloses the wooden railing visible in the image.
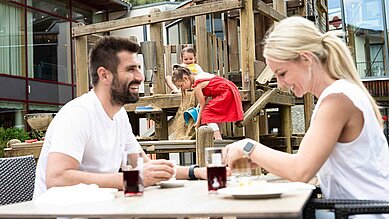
[362,78,389,98]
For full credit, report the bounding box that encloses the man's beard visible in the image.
[110,75,140,105]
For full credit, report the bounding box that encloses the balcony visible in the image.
[357,61,386,78]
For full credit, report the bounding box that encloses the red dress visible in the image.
[192,76,243,124]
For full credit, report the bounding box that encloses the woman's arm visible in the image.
[225,93,361,182]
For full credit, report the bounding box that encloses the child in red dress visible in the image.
[172,65,243,139]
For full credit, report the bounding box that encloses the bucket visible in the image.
[183,107,199,125]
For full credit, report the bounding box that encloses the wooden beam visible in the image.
[254,0,287,22]
[195,15,208,71]
[303,93,314,131]
[217,38,224,77]
[165,45,173,94]
[73,0,243,37]
[124,94,182,112]
[75,35,89,97]
[150,8,166,95]
[280,106,292,153]
[124,90,293,113]
[240,89,277,127]
[273,0,287,15]
[226,17,239,74]
[240,0,259,141]
[196,126,214,167]
[140,139,236,153]
[256,65,274,84]
[155,110,168,140]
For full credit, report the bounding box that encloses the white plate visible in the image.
[217,187,283,199]
[157,180,187,188]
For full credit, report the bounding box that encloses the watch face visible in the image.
[243,142,255,153]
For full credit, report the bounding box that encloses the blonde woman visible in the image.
[224,16,389,216]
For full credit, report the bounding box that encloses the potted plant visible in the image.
[0,127,30,157]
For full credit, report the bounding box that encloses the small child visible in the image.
[165,47,203,94]
[172,65,243,140]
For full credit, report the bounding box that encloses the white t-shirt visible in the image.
[314,80,389,203]
[33,90,141,199]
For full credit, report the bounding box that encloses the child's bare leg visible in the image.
[165,75,180,93]
[207,123,222,140]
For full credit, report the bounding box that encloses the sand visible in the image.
[168,91,197,140]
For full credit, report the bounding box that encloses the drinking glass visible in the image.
[122,151,144,196]
[205,147,227,193]
[231,157,252,186]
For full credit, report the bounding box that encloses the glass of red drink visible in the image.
[122,151,144,197]
[205,147,227,193]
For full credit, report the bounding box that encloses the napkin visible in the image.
[34,184,115,206]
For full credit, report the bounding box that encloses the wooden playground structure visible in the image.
[71,0,328,163]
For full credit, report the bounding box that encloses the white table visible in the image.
[0,180,312,218]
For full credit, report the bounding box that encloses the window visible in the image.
[343,0,389,78]
[0,101,25,129]
[27,9,71,83]
[0,2,25,76]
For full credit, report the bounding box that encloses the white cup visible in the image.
[169,159,178,180]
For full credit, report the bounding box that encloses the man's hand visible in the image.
[143,159,174,186]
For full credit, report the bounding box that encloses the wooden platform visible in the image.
[3,139,237,159]
[140,139,236,153]
[124,89,294,113]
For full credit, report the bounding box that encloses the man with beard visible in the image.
[33,36,206,199]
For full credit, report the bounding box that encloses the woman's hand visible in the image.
[223,138,258,169]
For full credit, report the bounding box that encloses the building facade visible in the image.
[0,0,130,129]
[329,0,389,140]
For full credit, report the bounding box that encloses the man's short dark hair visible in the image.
[89,36,140,87]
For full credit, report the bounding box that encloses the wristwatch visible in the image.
[188,164,199,180]
[242,142,256,158]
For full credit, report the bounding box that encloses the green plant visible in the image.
[0,127,30,157]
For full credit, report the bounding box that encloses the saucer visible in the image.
[157,180,187,188]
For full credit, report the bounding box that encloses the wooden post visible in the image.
[165,45,172,94]
[227,16,239,75]
[196,126,214,167]
[254,13,266,62]
[195,15,208,71]
[217,38,223,77]
[75,35,89,97]
[150,8,166,95]
[155,110,168,140]
[273,0,287,16]
[149,9,168,140]
[303,93,314,131]
[240,0,259,141]
[212,35,218,74]
[280,106,292,153]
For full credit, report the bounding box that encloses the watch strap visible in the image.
[188,164,199,180]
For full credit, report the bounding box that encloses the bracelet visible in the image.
[188,164,199,180]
